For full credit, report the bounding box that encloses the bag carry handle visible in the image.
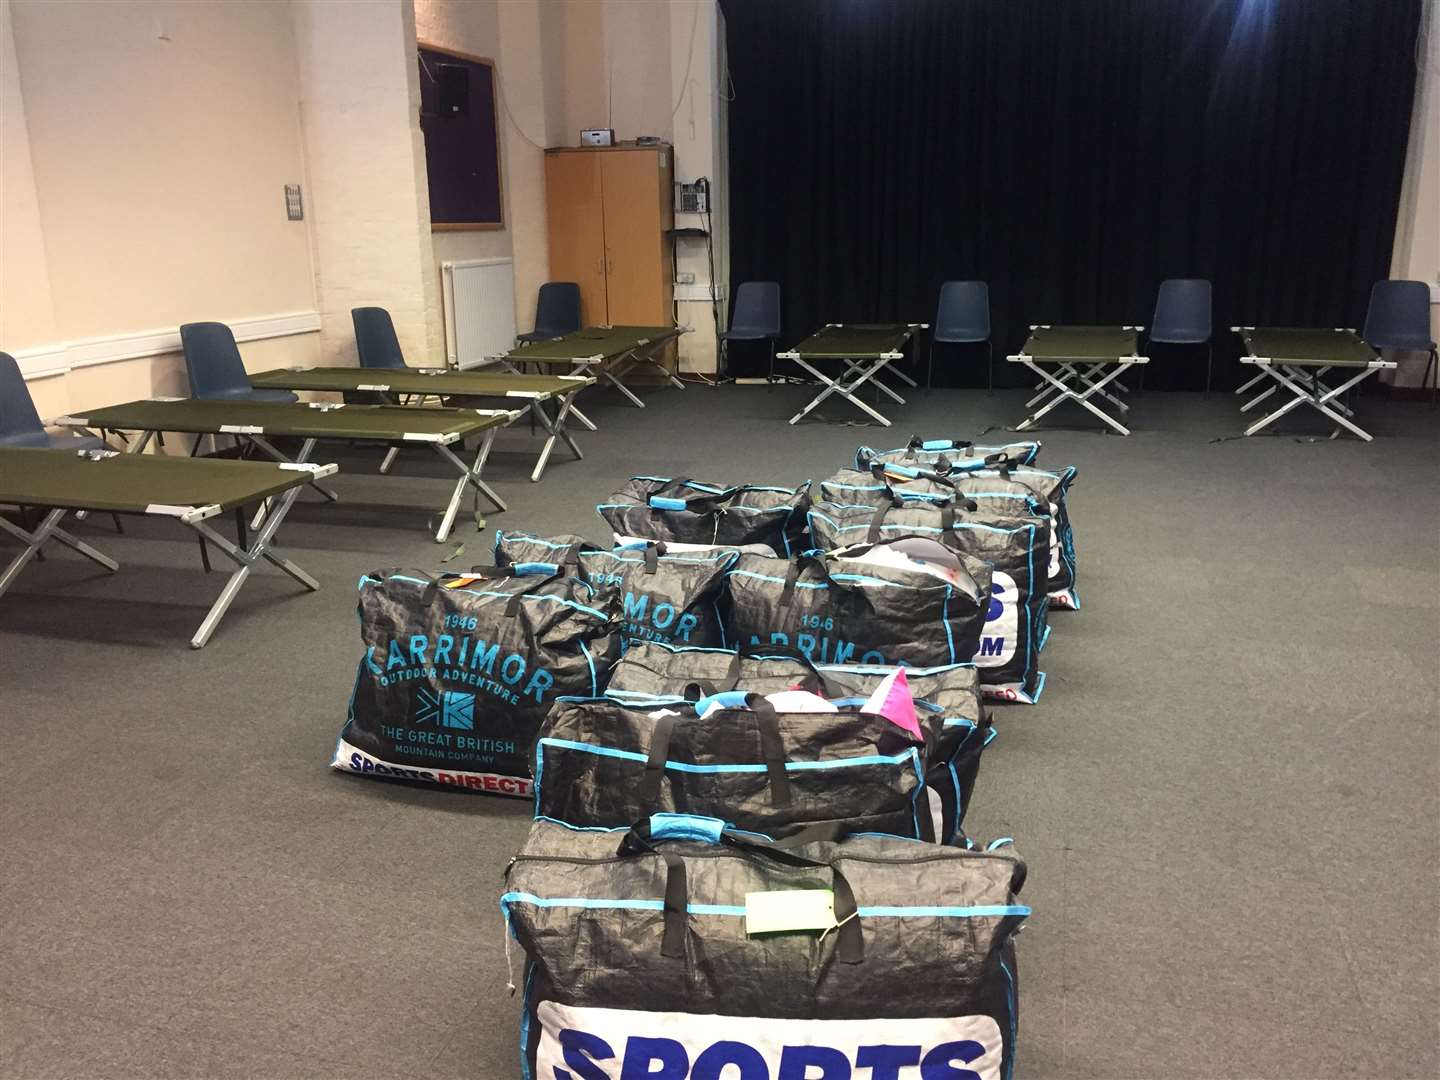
[614,538,668,573]
[422,563,564,615]
[866,495,961,544]
[729,641,842,699]
[683,692,792,808]
[864,462,978,513]
[645,477,734,514]
[779,553,844,608]
[619,814,863,963]
[905,436,973,456]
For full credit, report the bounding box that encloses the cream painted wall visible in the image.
[3,0,321,416]
[0,0,57,351]
[291,0,442,366]
[1389,0,1440,388]
[8,0,315,337]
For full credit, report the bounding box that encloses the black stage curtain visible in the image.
[722,0,1422,389]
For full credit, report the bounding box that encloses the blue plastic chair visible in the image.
[0,351,106,451]
[180,323,297,403]
[720,281,782,380]
[1148,279,1213,394]
[1363,279,1437,404]
[2,350,121,533]
[352,307,409,369]
[928,281,992,391]
[517,282,582,344]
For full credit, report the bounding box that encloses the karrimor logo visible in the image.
[976,571,1018,667]
[415,688,476,730]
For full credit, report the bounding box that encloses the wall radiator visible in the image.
[441,257,517,369]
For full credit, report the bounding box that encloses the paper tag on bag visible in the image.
[744,890,835,935]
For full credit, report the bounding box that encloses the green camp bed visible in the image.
[1231,327,1395,441]
[247,367,592,481]
[777,323,926,427]
[499,325,687,416]
[0,447,337,648]
[1007,325,1150,435]
[56,399,520,542]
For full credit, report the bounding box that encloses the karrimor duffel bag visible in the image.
[332,566,621,796]
[534,692,929,839]
[503,814,1030,1080]
[856,435,1042,471]
[809,499,1049,703]
[597,475,812,556]
[606,641,994,843]
[823,461,1081,611]
[724,548,991,669]
[496,531,738,648]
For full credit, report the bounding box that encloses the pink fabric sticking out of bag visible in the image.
[861,667,923,740]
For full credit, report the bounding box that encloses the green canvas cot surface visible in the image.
[1021,325,1140,360]
[1238,328,1379,367]
[786,323,918,359]
[66,399,509,441]
[248,367,593,397]
[505,325,682,364]
[0,447,316,513]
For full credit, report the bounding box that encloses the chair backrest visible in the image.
[0,351,50,448]
[1362,280,1434,350]
[1149,279,1212,344]
[532,282,582,338]
[352,307,409,369]
[933,281,990,343]
[180,322,253,399]
[729,281,782,337]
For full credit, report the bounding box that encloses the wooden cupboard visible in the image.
[544,146,675,343]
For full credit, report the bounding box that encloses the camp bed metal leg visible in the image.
[1012,359,1138,435]
[182,486,318,649]
[530,393,583,483]
[0,509,120,598]
[1235,371,1267,396]
[1242,365,1381,441]
[839,358,906,404]
[248,437,330,529]
[561,363,599,431]
[602,367,648,408]
[787,355,896,427]
[379,447,400,474]
[432,428,504,543]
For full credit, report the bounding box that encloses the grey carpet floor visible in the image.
[1,384,1437,1079]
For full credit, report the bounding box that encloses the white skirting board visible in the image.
[442,258,516,369]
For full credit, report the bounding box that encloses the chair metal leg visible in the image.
[767,339,776,385]
[986,341,993,394]
[111,513,124,534]
[926,338,934,391]
[1205,342,1213,397]
[1426,349,1437,406]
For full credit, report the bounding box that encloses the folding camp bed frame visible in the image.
[496,325,687,418]
[0,447,335,648]
[56,399,520,543]
[248,367,591,482]
[1231,327,1395,442]
[778,323,926,427]
[1007,325,1149,435]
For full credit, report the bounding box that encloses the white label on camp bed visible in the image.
[277,462,322,473]
[219,424,263,434]
[402,432,447,442]
[306,402,345,411]
[146,396,184,402]
[52,415,83,426]
[356,383,390,392]
[505,390,546,398]
[558,375,589,381]
[144,503,202,517]
[472,408,514,416]
[533,1003,1005,1080]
